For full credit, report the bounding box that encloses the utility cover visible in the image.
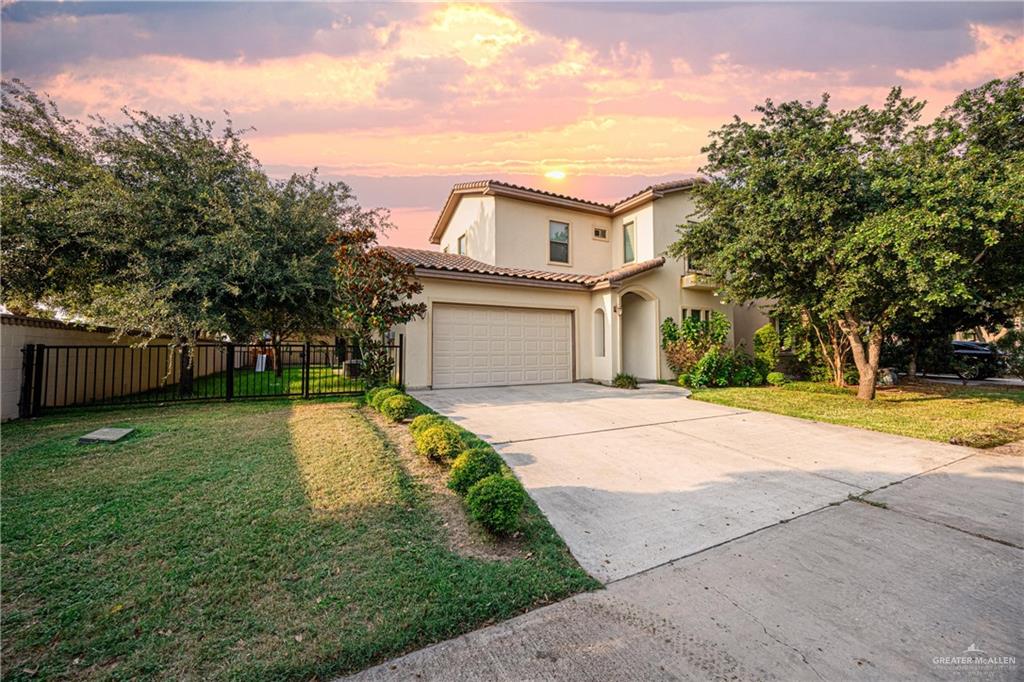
[78,427,135,444]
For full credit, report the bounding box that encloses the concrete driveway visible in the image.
[412,383,982,582]
[350,383,1023,681]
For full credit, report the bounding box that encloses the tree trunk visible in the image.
[272,333,284,378]
[179,335,195,398]
[841,315,883,400]
[808,315,848,386]
[907,344,918,379]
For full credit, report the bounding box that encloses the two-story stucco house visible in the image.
[384,179,769,389]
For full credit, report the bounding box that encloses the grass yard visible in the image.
[150,366,365,400]
[691,381,1024,448]
[1,399,595,680]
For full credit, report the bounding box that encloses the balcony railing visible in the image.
[680,272,716,290]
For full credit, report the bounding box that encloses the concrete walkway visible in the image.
[349,384,1024,680]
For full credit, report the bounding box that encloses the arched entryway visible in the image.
[620,290,657,379]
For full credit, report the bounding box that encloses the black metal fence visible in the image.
[18,337,403,417]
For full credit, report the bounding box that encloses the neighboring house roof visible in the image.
[383,246,665,291]
[429,177,705,244]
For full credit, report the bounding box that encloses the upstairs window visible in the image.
[549,220,570,263]
[623,221,636,263]
[593,227,608,240]
[457,234,467,256]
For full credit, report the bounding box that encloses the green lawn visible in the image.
[144,366,365,401]
[1,400,595,680]
[691,381,1024,448]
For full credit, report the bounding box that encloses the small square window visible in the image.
[457,234,467,256]
[593,227,608,240]
[549,220,570,263]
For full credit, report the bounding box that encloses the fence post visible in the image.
[302,341,311,398]
[31,344,46,418]
[19,344,35,419]
[225,343,235,402]
[398,333,405,390]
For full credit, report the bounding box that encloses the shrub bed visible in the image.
[380,394,415,422]
[414,423,464,461]
[410,413,448,437]
[370,387,401,411]
[448,448,504,496]
[466,475,526,535]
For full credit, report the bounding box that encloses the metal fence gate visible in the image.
[18,337,403,418]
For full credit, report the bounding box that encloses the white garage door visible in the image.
[432,304,573,388]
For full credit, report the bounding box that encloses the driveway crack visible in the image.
[705,583,826,681]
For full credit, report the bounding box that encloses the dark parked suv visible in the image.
[951,340,1003,380]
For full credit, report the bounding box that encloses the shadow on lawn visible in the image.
[0,399,595,681]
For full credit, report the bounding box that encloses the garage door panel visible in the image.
[433,304,572,388]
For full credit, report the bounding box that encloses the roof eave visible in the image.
[429,186,489,244]
[414,267,590,291]
[488,185,612,217]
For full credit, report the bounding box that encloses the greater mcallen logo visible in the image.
[933,643,1017,674]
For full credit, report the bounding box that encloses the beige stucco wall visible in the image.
[732,301,773,353]
[1,319,180,420]
[493,196,612,275]
[412,187,773,386]
[611,203,655,267]
[395,277,594,389]
[438,195,496,261]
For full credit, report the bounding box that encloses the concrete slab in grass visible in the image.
[350,503,1024,682]
[79,427,135,444]
[868,453,1024,547]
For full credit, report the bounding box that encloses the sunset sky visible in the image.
[3,1,1022,246]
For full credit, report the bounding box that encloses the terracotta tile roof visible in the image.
[613,178,706,208]
[383,246,664,289]
[450,180,614,210]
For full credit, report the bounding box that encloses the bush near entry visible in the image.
[612,373,638,389]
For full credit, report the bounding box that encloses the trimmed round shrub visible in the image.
[381,394,415,422]
[410,413,447,438]
[766,371,788,386]
[466,475,525,535]
[415,423,464,461]
[370,387,401,411]
[448,448,504,496]
[365,386,385,406]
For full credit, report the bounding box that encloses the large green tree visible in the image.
[227,171,351,375]
[0,82,348,394]
[1,80,125,313]
[671,75,1023,399]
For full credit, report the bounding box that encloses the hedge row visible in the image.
[408,414,525,536]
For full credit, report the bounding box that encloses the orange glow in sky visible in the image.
[3,2,1021,246]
